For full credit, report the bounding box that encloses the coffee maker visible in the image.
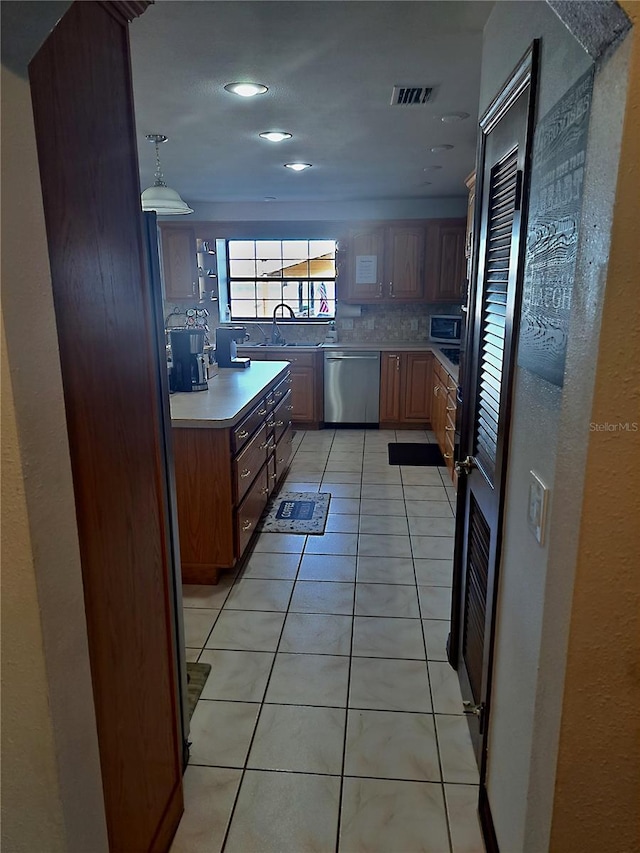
[169,328,208,392]
[216,326,251,369]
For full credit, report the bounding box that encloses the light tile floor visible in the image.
[176,429,485,853]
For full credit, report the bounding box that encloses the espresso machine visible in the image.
[169,328,208,392]
[216,326,251,369]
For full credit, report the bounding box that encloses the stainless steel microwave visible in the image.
[429,315,462,343]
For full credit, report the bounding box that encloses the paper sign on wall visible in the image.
[355,255,377,285]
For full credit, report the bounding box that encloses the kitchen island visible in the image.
[171,361,293,584]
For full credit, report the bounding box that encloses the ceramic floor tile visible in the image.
[304,531,358,555]
[199,649,274,702]
[325,462,363,474]
[188,700,259,767]
[362,470,403,485]
[281,480,321,492]
[340,777,450,853]
[328,452,363,465]
[170,765,242,853]
[423,620,450,662]
[352,616,425,660]
[252,533,307,554]
[298,554,357,581]
[325,513,360,533]
[344,709,440,782]
[320,471,362,484]
[412,536,455,561]
[356,556,415,585]
[205,610,285,652]
[394,431,429,442]
[436,715,480,784]
[224,770,341,853]
[405,500,454,518]
[445,784,485,853]
[325,497,361,515]
[320,482,361,498]
[404,485,450,502]
[182,579,235,609]
[355,583,420,618]
[247,704,346,775]
[362,484,405,501]
[289,581,355,615]
[360,498,407,516]
[284,470,323,482]
[359,514,409,536]
[240,551,301,580]
[279,612,353,655]
[288,461,327,474]
[414,559,454,587]
[349,657,431,712]
[429,661,465,714]
[400,468,445,486]
[183,608,219,648]
[265,653,350,706]
[224,578,294,612]
[418,585,453,620]
[358,533,412,558]
[409,516,456,537]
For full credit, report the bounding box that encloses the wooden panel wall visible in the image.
[28,2,183,850]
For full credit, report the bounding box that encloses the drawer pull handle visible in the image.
[277,457,285,464]
[275,391,283,398]
[445,425,455,432]
[260,487,269,495]
[434,385,440,397]
[266,420,276,428]
[446,406,456,412]
[237,429,249,439]
[270,473,277,480]
[240,468,252,479]
[258,408,267,416]
[286,405,294,411]
[444,452,453,460]
[260,440,274,450]
[241,519,252,531]
[275,420,284,427]
[447,385,457,393]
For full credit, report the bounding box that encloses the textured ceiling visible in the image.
[130,1,494,204]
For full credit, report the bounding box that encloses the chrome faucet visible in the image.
[271,303,295,345]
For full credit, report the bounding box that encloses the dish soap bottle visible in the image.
[324,320,338,344]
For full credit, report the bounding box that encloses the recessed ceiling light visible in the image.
[423,165,442,172]
[224,82,268,97]
[259,131,292,142]
[440,112,470,123]
[284,163,312,171]
[430,144,454,153]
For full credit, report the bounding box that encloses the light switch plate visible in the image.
[410,318,419,331]
[527,470,549,545]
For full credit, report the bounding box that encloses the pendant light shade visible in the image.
[141,134,193,215]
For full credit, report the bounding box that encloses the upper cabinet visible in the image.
[160,225,198,301]
[340,219,464,304]
[424,218,467,303]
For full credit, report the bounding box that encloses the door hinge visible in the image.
[463,700,486,734]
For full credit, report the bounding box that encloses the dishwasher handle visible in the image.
[325,355,380,360]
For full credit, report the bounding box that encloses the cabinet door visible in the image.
[425,219,467,302]
[343,227,385,302]
[380,353,402,423]
[402,352,433,421]
[160,225,198,300]
[290,366,316,423]
[385,226,425,301]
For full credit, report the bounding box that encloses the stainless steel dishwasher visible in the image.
[324,351,381,424]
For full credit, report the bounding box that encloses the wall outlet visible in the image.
[410,318,419,331]
[342,318,354,330]
[527,470,549,545]
[365,318,375,330]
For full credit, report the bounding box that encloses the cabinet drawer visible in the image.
[234,423,271,502]
[280,351,315,368]
[272,372,292,402]
[274,423,294,481]
[265,390,275,412]
[272,390,293,443]
[233,398,268,453]
[236,467,269,556]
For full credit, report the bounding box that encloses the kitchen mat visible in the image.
[186,662,211,719]
[259,491,331,535]
[388,443,445,466]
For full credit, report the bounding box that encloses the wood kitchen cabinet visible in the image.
[380,351,433,428]
[160,224,199,301]
[342,222,426,303]
[425,219,467,303]
[432,357,458,483]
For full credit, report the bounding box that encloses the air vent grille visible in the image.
[390,86,434,106]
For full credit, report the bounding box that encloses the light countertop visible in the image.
[170,361,290,429]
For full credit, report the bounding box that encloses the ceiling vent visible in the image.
[390,85,434,106]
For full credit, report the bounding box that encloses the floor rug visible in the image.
[259,491,331,534]
[186,662,211,719]
[388,442,445,466]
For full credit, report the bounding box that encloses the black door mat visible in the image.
[388,443,445,466]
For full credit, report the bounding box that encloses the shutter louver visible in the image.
[462,495,491,703]
[474,148,519,482]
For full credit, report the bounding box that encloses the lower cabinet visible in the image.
[432,359,458,483]
[173,370,292,583]
[380,351,433,428]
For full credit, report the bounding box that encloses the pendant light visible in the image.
[140,134,193,215]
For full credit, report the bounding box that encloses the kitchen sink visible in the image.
[240,342,322,347]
